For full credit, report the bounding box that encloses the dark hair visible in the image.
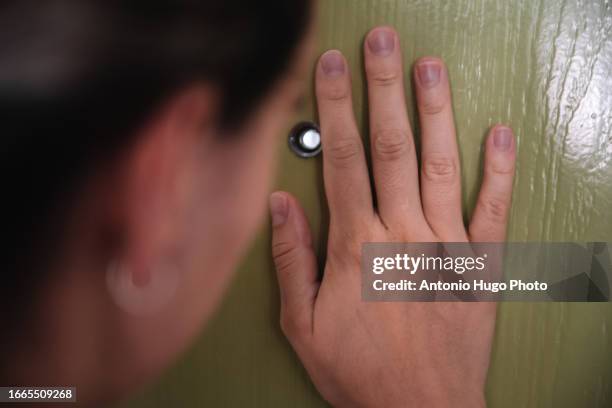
[0,0,311,322]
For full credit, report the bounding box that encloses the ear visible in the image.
[117,85,218,286]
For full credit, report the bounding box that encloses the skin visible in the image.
[5,28,316,405]
[270,27,516,407]
[4,22,516,407]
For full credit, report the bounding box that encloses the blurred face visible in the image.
[105,24,316,396]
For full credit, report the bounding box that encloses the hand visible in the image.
[269,26,516,408]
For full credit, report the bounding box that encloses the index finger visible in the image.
[315,50,374,231]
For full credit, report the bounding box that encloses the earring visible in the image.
[106,259,180,316]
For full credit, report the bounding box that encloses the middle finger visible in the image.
[364,27,424,230]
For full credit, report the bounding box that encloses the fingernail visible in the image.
[269,192,288,227]
[320,50,345,77]
[367,29,394,56]
[493,127,513,151]
[416,61,441,88]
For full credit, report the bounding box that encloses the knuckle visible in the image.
[420,97,446,115]
[328,243,358,265]
[321,83,350,102]
[328,230,363,264]
[326,137,362,166]
[422,157,458,183]
[369,69,400,87]
[487,160,515,176]
[272,241,298,273]
[478,195,509,224]
[372,129,410,161]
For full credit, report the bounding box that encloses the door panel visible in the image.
[119,1,612,406]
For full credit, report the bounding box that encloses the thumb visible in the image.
[269,191,319,340]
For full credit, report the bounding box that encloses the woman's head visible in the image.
[0,0,314,401]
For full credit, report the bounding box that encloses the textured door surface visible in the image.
[119,1,612,406]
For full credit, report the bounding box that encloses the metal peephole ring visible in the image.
[288,121,322,158]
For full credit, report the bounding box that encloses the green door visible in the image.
[119,0,612,406]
